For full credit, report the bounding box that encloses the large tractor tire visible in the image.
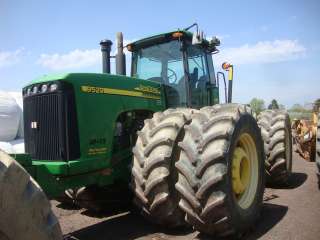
[0,150,62,240]
[131,108,194,227]
[258,110,292,185]
[175,104,265,237]
[316,112,320,188]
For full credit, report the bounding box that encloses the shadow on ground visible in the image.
[56,202,82,211]
[61,176,293,240]
[191,203,288,240]
[66,212,192,240]
[64,202,287,240]
[286,172,308,189]
[267,172,308,190]
[244,203,288,240]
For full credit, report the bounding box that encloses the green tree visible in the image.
[268,99,280,110]
[290,104,305,112]
[249,98,266,115]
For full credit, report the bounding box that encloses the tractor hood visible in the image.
[22,72,164,176]
[23,73,163,101]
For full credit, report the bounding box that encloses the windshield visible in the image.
[132,40,187,107]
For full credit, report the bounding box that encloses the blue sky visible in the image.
[1,0,319,107]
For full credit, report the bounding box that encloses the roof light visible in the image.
[172,32,184,38]
[126,44,132,51]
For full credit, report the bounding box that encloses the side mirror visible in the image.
[217,71,227,103]
[221,62,233,103]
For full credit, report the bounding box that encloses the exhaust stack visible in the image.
[116,32,126,75]
[100,39,113,74]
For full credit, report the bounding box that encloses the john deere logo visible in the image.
[134,85,161,95]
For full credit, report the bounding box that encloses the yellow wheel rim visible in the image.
[232,133,259,209]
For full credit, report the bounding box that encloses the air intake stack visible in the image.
[100,39,113,74]
[116,32,126,75]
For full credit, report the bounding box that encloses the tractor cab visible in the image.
[128,29,220,109]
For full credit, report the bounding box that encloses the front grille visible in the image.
[23,82,80,160]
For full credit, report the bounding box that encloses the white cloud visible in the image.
[0,49,23,68]
[215,39,306,65]
[38,39,135,70]
[37,49,101,70]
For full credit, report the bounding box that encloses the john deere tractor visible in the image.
[0,24,292,239]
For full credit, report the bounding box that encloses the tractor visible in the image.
[291,101,320,188]
[0,24,292,239]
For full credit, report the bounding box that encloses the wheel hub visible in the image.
[232,147,251,195]
[231,133,259,209]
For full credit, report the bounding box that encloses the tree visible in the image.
[249,98,266,115]
[290,104,305,112]
[268,99,279,110]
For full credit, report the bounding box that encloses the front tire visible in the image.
[0,150,62,240]
[175,104,265,237]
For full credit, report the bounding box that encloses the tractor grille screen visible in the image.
[23,83,80,161]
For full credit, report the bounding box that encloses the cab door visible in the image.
[206,53,219,105]
[186,46,211,108]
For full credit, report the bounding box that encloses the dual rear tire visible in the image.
[175,104,265,236]
[131,108,194,227]
[131,104,265,237]
[257,110,292,185]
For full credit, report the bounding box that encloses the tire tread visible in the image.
[0,150,62,240]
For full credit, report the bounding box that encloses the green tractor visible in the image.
[0,24,292,239]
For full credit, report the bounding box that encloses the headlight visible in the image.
[50,83,58,92]
[41,84,48,93]
[32,86,38,94]
[27,88,32,96]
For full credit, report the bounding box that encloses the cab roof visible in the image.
[128,30,210,51]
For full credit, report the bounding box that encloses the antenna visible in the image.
[184,23,199,33]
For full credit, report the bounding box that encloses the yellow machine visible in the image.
[292,105,318,161]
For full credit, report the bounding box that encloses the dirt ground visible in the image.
[52,152,320,240]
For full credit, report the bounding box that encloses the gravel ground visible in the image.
[53,152,320,240]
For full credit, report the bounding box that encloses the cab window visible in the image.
[132,40,187,107]
[187,46,210,108]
